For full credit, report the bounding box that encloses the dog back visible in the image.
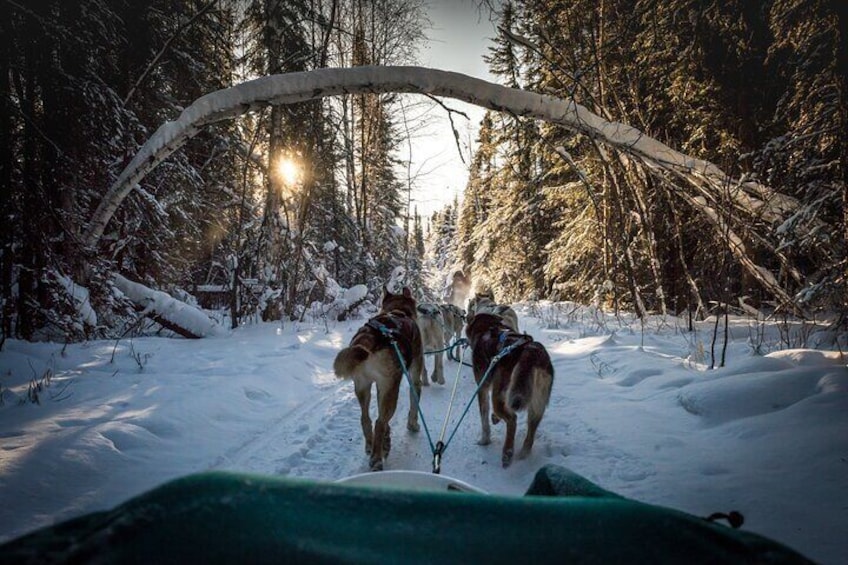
[466,313,523,364]
[468,296,519,332]
[466,313,552,409]
[334,288,421,378]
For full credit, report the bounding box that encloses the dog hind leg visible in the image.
[420,361,430,386]
[518,368,553,459]
[354,378,373,455]
[433,349,445,384]
[371,379,400,471]
[406,357,423,432]
[476,386,492,446]
[517,411,541,460]
[493,396,517,467]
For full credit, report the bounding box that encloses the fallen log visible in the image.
[113,274,219,339]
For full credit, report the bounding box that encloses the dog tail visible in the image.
[333,345,370,378]
[507,347,553,414]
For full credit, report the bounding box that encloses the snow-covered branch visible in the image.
[83,66,797,247]
[113,274,220,339]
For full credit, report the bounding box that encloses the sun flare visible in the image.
[276,156,301,186]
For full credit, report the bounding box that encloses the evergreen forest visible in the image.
[1,0,844,342]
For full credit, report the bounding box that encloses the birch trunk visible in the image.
[83,65,805,309]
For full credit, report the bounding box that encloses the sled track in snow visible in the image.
[272,385,375,479]
[206,379,343,475]
[208,374,455,480]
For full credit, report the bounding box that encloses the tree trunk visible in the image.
[0,5,13,339]
[838,5,848,327]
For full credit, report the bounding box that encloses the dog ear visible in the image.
[402,287,412,298]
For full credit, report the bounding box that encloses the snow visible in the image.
[113,274,221,338]
[54,274,97,329]
[0,304,845,563]
[341,284,368,304]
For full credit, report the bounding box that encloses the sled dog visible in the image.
[465,312,553,468]
[439,303,466,348]
[447,270,471,308]
[333,287,424,471]
[467,292,520,332]
[416,303,446,385]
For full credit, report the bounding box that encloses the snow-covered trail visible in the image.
[1,306,846,563]
[209,338,555,495]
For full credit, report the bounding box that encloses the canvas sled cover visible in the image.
[0,464,811,564]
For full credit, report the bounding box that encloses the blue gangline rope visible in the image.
[373,319,528,474]
[440,338,528,456]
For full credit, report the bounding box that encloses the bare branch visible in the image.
[423,93,469,166]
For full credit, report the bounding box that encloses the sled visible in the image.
[336,469,487,493]
[0,465,812,564]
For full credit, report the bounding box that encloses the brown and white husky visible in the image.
[333,287,424,471]
[465,312,553,468]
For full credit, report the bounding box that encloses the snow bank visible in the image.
[0,305,844,562]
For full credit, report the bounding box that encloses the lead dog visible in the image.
[416,303,445,385]
[334,287,424,471]
[465,312,553,467]
[467,292,520,332]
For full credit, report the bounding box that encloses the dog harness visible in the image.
[496,328,533,353]
[367,316,439,466]
[366,314,414,364]
[369,314,533,475]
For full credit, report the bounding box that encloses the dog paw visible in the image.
[477,437,491,446]
[407,420,420,433]
[502,450,514,468]
[517,447,530,460]
[370,459,384,472]
[491,414,501,425]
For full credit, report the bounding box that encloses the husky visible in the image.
[465,312,553,468]
[439,303,466,348]
[467,292,520,333]
[416,303,445,385]
[333,287,424,471]
[447,269,471,309]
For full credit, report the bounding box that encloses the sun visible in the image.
[276,156,301,186]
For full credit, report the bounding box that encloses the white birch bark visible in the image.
[84,65,798,246]
[85,65,803,310]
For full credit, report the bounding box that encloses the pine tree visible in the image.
[755,0,843,312]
